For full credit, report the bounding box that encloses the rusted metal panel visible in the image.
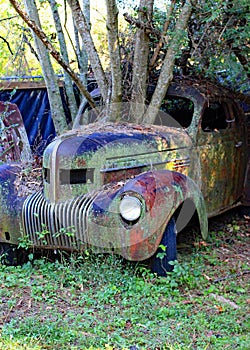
[0,80,64,90]
[197,99,248,215]
[0,101,31,162]
[42,124,196,203]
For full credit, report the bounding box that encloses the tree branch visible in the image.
[23,32,39,61]
[0,36,13,55]
[213,270,250,284]
[123,12,161,39]
[0,15,18,22]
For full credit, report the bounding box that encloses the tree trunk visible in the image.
[149,0,176,71]
[49,0,78,121]
[24,0,68,134]
[67,0,109,102]
[144,0,197,124]
[72,0,90,86]
[131,0,154,123]
[105,0,122,121]
[80,0,90,85]
[72,0,90,126]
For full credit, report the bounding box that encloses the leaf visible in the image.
[156,252,165,260]
[159,244,167,252]
[215,305,224,313]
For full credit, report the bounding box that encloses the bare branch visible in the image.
[0,36,13,55]
[0,15,18,22]
[23,32,39,61]
[123,12,161,39]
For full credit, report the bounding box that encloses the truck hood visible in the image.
[44,123,193,164]
[43,123,195,202]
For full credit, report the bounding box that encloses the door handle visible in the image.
[235,141,242,148]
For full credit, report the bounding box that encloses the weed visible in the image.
[18,234,32,250]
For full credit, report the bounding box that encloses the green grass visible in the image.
[0,213,249,349]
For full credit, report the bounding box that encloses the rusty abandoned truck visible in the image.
[0,81,249,275]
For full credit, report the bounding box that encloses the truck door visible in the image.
[197,99,247,216]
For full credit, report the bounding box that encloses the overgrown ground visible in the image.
[0,207,249,350]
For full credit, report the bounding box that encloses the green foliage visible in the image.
[0,215,249,349]
[17,234,32,250]
[189,0,249,89]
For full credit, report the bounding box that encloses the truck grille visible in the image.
[22,190,99,250]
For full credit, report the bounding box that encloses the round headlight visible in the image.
[119,195,142,222]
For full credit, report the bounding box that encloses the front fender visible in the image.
[88,170,208,261]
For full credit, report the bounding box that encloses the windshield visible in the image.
[73,95,194,129]
[155,96,194,128]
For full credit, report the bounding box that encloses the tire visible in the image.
[150,217,177,277]
[0,243,25,266]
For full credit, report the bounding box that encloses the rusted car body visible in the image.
[0,82,249,274]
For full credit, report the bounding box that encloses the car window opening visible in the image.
[156,96,194,128]
[201,102,228,131]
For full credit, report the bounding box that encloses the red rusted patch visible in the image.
[123,225,162,261]
[76,158,87,167]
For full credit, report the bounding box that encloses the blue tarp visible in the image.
[0,80,98,155]
[0,88,57,155]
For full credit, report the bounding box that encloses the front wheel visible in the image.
[150,217,177,276]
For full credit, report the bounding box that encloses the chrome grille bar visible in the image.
[22,191,99,250]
